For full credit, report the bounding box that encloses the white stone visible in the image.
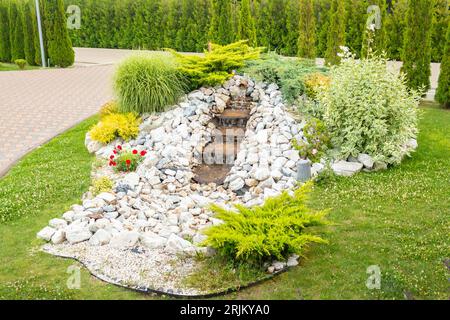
[287,256,299,267]
[66,226,92,244]
[254,167,270,181]
[97,192,116,204]
[51,230,66,244]
[165,234,194,254]
[48,218,67,229]
[357,154,374,169]
[89,229,111,246]
[255,130,268,144]
[229,177,245,191]
[140,234,167,249]
[283,150,300,162]
[62,211,75,222]
[110,231,140,249]
[151,126,166,142]
[331,161,363,177]
[122,173,140,188]
[37,226,56,241]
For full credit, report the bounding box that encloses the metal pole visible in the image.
[35,0,46,67]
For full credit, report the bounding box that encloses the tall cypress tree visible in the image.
[209,0,234,45]
[435,22,449,108]
[324,0,346,65]
[316,0,331,58]
[346,0,368,58]
[401,0,433,90]
[255,0,271,48]
[283,0,300,56]
[431,0,449,62]
[0,0,11,62]
[44,0,74,67]
[22,0,37,65]
[237,0,257,46]
[297,0,316,59]
[9,0,25,62]
[385,0,408,61]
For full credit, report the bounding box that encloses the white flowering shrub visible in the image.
[319,53,421,165]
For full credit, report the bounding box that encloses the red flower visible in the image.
[132,149,138,155]
[109,161,113,166]
[126,159,131,166]
[110,155,115,160]
[112,161,117,166]
[140,150,147,156]
[113,150,117,154]
[117,145,122,150]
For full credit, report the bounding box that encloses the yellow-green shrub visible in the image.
[90,176,113,196]
[99,101,118,118]
[169,40,262,90]
[89,113,141,144]
[202,182,329,262]
[304,73,331,99]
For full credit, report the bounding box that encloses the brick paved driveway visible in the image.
[0,65,114,177]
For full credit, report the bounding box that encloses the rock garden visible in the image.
[36,41,421,296]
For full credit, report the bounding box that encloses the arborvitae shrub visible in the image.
[0,1,11,62]
[297,0,316,59]
[9,1,25,62]
[324,0,346,65]
[436,23,449,108]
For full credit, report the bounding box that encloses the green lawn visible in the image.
[0,104,448,300]
[0,63,40,72]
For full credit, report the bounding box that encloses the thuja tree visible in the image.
[9,0,25,62]
[283,0,300,56]
[297,0,316,59]
[401,0,433,90]
[385,0,408,61]
[209,0,234,45]
[43,0,74,67]
[237,0,257,46]
[316,0,331,58]
[346,0,368,58]
[0,0,11,62]
[436,22,449,108]
[324,0,346,65]
[21,0,37,65]
[431,0,449,62]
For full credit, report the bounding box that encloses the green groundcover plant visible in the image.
[114,53,187,114]
[202,182,329,262]
[243,52,327,103]
[319,52,421,165]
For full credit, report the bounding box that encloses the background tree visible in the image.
[435,22,449,108]
[283,0,300,56]
[385,0,407,61]
[22,0,37,65]
[431,0,449,62]
[43,0,74,67]
[346,0,368,58]
[209,0,234,45]
[401,0,433,90]
[297,0,316,59]
[9,0,25,62]
[324,0,346,65]
[0,0,11,62]
[255,0,271,48]
[316,0,330,58]
[237,0,257,46]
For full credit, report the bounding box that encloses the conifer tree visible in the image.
[283,0,300,56]
[435,22,449,108]
[316,0,331,58]
[431,0,449,62]
[237,0,257,46]
[297,0,316,59]
[0,0,11,62]
[385,0,408,61]
[255,0,271,48]
[324,0,346,65]
[22,0,37,65]
[401,0,433,90]
[44,0,74,67]
[345,0,368,58]
[9,0,25,62]
[209,0,234,45]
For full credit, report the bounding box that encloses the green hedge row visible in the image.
[0,0,74,67]
[64,0,448,62]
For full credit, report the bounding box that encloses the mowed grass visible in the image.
[0,104,448,299]
[0,63,40,72]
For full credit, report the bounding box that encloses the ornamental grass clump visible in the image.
[319,52,421,165]
[114,54,187,114]
[202,183,329,262]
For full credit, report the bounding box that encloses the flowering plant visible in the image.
[109,145,147,172]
